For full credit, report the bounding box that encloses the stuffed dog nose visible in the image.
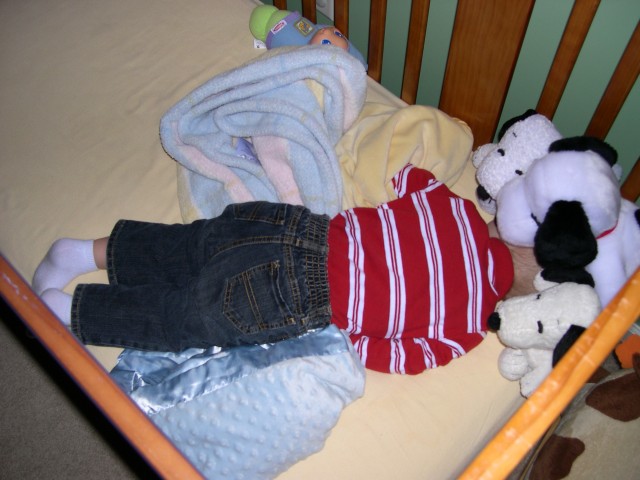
[476,185,491,201]
[488,312,501,331]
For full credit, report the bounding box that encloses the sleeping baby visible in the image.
[33,164,538,374]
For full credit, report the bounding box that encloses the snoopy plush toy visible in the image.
[495,136,640,307]
[472,109,562,215]
[488,276,601,397]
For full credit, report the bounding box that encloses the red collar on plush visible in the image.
[597,223,617,239]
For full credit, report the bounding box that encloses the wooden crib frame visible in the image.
[1,1,639,478]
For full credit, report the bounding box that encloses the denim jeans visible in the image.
[71,202,331,352]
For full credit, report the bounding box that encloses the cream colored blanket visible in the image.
[338,102,473,209]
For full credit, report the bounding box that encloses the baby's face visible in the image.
[310,27,348,50]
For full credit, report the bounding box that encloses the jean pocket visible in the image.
[232,202,287,225]
[223,260,297,335]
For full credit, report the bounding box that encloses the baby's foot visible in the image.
[32,238,97,295]
[41,289,72,325]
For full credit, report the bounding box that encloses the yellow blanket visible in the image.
[337,102,473,209]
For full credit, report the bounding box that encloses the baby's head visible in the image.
[488,221,539,298]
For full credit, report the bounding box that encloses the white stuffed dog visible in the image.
[488,278,601,397]
[495,136,640,307]
[472,109,562,215]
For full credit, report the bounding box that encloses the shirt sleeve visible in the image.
[391,164,438,199]
[349,333,484,375]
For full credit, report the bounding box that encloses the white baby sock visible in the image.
[32,238,97,295]
[41,289,72,325]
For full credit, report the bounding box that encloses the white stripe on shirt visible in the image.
[413,337,437,369]
[412,191,445,339]
[450,197,483,333]
[354,336,369,366]
[342,210,365,334]
[378,205,406,341]
[390,339,406,374]
[487,250,499,296]
[393,164,412,197]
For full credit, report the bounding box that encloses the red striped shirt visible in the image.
[328,164,514,374]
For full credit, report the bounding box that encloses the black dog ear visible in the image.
[497,109,538,141]
[534,200,598,271]
[552,325,587,367]
[549,136,618,166]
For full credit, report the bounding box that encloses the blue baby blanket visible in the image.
[160,45,367,221]
[111,325,365,479]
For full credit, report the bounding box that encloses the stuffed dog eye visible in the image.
[537,320,544,334]
[497,148,505,156]
[515,169,523,175]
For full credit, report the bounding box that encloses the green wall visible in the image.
[262,1,639,190]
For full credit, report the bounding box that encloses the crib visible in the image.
[1,0,639,478]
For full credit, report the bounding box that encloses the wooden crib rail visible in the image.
[401,0,430,104]
[0,254,204,480]
[293,1,637,150]
[438,0,535,147]
[536,0,601,120]
[285,0,639,200]
[622,157,640,202]
[460,267,640,480]
[585,19,640,140]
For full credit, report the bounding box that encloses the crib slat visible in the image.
[334,0,349,37]
[536,0,601,119]
[401,0,431,105]
[0,255,204,480]
[588,21,640,203]
[585,20,640,139]
[439,0,535,148]
[461,268,640,479]
[274,0,287,11]
[367,0,388,82]
[621,158,640,202]
[302,0,317,23]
